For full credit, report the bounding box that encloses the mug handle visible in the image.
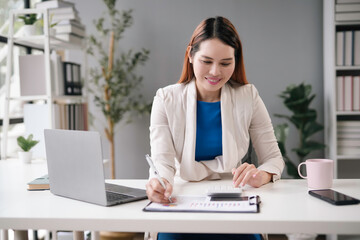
[298,162,307,179]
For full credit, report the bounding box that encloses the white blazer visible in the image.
[149,80,284,186]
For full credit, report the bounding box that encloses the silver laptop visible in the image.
[44,129,147,206]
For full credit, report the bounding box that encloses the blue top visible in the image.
[195,101,222,161]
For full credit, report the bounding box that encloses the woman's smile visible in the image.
[205,76,222,85]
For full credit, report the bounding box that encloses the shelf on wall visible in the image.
[12,35,84,50]
[337,155,360,160]
[7,95,85,103]
[336,111,360,116]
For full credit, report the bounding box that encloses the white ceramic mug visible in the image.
[297,159,334,189]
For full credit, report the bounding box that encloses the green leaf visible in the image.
[274,123,289,144]
[17,134,39,152]
[303,121,324,139]
[19,14,37,25]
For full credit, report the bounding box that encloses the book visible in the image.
[338,132,360,138]
[337,127,360,133]
[337,139,360,146]
[51,11,80,22]
[355,31,360,66]
[337,31,344,66]
[336,12,360,21]
[19,54,46,96]
[27,175,50,191]
[53,23,86,37]
[56,19,83,27]
[337,146,360,155]
[337,76,344,111]
[35,0,74,9]
[143,195,260,213]
[336,3,360,12]
[353,76,360,111]
[49,6,78,15]
[337,120,360,127]
[56,33,84,46]
[344,76,353,111]
[344,31,353,66]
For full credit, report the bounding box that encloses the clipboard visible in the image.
[143,195,260,213]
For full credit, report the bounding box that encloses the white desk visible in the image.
[0,159,360,236]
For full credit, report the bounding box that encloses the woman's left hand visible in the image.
[232,163,272,188]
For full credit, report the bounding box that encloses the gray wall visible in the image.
[70,0,324,179]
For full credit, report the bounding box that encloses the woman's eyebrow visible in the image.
[200,55,233,61]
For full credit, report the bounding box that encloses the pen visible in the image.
[145,154,173,203]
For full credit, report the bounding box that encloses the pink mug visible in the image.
[297,159,334,189]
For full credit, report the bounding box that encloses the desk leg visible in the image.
[73,231,84,240]
[1,229,9,240]
[14,230,28,240]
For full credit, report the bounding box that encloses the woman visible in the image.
[146,16,284,240]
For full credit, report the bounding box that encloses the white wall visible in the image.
[69,0,324,179]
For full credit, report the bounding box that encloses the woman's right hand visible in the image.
[146,178,173,203]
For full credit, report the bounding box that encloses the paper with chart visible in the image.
[143,195,259,213]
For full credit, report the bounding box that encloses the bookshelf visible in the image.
[1,8,88,159]
[324,0,360,179]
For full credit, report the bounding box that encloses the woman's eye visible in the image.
[201,60,212,64]
[221,63,231,66]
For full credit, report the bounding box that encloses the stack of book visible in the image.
[336,30,360,66]
[53,102,88,130]
[335,0,360,21]
[337,121,360,155]
[35,0,86,46]
[336,75,360,111]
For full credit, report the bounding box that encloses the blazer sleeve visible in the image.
[248,85,285,182]
[149,88,177,186]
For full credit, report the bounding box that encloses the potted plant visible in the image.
[274,82,325,179]
[19,13,38,36]
[274,83,325,240]
[87,0,151,179]
[17,134,39,164]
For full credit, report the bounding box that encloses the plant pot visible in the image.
[21,25,37,36]
[286,233,317,240]
[18,151,32,164]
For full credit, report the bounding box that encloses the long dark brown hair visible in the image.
[178,16,248,85]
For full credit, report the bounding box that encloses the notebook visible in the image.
[44,129,148,206]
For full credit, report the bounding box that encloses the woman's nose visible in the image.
[209,64,220,76]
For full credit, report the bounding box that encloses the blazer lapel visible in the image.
[220,84,239,170]
[180,80,211,180]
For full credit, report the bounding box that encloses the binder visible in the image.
[143,195,260,213]
[63,61,82,95]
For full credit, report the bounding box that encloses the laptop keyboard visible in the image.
[106,191,133,202]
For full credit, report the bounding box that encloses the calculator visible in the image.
[206,185,243,198]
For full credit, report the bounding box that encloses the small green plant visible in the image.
[17,134,39,152]
[274,83,325,178]
[19,14,38,25]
